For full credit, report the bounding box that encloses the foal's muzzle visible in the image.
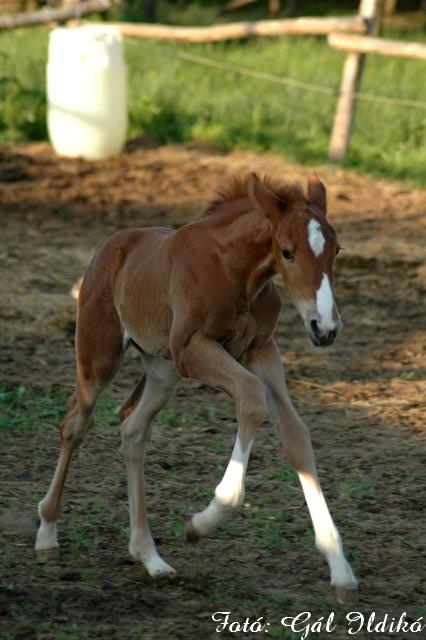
[309,320,338,347]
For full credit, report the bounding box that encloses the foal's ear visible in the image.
[307,171,327,215]
[248,173,285,226]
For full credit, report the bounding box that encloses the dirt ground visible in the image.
[0,141,425,639]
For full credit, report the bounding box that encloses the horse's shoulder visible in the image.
[253,281,281,314]
[249,281,282,344]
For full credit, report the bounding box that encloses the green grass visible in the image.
[0,384,121,441]
[1,22,425,183]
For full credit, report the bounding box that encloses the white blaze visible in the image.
[308,219,325,257]
[316,273,334,330]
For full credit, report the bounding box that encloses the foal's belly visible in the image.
[120,300,173,359]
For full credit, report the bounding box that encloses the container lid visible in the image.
[48,26,124,64]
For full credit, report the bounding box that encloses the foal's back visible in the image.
[81,226,173,297]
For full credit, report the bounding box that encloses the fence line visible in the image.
[88,16,366,42]
[2,0,423,160]
[0,10,366,34]
[177,51,338,96]
[176,50,426,110]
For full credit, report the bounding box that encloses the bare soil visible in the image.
[0,141,425,639]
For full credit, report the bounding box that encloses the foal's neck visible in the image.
[203,198,276,297]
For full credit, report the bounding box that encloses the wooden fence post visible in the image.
[328,0,382,162]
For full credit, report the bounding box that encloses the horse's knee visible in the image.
[120,415,150,461]
[60,399,94,449]
[282,419,315,473]
[237,376,268,434]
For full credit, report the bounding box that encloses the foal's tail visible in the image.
[70,277,83,300]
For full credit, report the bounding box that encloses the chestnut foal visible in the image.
[35,172,357,602]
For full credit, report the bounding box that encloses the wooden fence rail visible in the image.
[97,16,366,43]
[0,0,112,30]
[328,32,426,61]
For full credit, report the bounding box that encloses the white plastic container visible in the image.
[47,26,128,160]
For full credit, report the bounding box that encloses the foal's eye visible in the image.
[282,249,294,262]
[335,246,341,256]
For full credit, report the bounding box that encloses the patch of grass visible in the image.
[1,20,425,183]
[0,32,47,141]
[339,480,374,501]
[96,394,121,427]
[166,520,185,539]
[155,403,220,427]
[0,384,121,442]
[0,384,67,438]
[399,369,416,380]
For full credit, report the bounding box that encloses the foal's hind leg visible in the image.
[35,300,124,552]
[35,386,99,551]
[120,356,179,577]
[246,339,357,604]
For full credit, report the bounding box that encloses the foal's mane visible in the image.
[203,173,305,217]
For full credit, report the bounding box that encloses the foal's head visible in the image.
[249,172,342,347]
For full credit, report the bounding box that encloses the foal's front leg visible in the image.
[173,333,268,540]
[246,339,357,603]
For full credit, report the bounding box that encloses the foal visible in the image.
[35,172,357,602]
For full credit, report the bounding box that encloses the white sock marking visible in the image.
[308,219,325,257]
[299,474,356,587]
[129,531,176,576]
[316,273,335,331]
[215,437,252,506]
[192,436,253,535]
[145,553,176,577]
[35,502,58,551]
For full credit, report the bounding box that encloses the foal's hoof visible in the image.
[146,558,177,581]
[36,547,60,561]
[185,521,201,543]
[332,585,358,605]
